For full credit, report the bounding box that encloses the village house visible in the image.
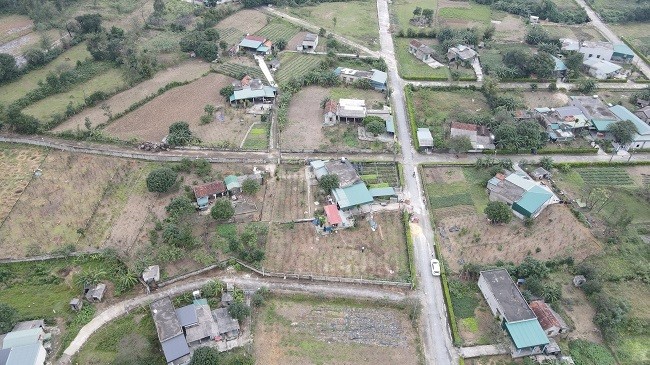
[84,282,106,302]
[334,67,388,91]
[551,55,567,78]
[537,106,590,133]
[608,104,650,149]
[487,171,559,219]
[547,122,574,142]
[310,158,375,214]
[634,106,650,124]
[408,39,435,62]
[212,308,240,340]
[236,35,272,55]
[446,45,477,66]
[193,181,227,209]
[323,99,337,126]
[529,300,569,337]
[151,298,191,365]
[299,33,319,51]
[561,39,635,63]
[417,128,434,150]
[478,269,550,357]
[337,99,367,122]
[0,324,50,365]
[449,121,494,150]
[228,76,277,106]
[0,343,47,365]
[224,175,242,195]
[583,58,623,80]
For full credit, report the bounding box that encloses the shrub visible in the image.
[189,347,220,365]
[318,174,339,192]
[211,199,234,221]
[484,201,512,224]
[242,178,260,195]
[228,301,250,321]
[167,121,199,146]
[146,168,178,193]
[0,303,18,333]
[165,196,195,218]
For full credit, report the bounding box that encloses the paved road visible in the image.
[573,0,650,79]
[58,274,410,364]
[376,0,455,364]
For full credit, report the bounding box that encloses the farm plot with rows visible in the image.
[355,162,400,188]
[242,123,269,150]
[214,62,264,80]
[275,53,322,84]
[577,168,634,186]
[217,27,244,44]
[261,165,311,222]
[423,166,601,271]
[214,9,268,37]
[254,297,420,365]
[0,144,47,223]
[256,20,300,42]
[263,211,410,281]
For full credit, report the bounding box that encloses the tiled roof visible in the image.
[451,121,478,132]
[193,181,226,199]
[530,300,567,331]
[245,35,266,42]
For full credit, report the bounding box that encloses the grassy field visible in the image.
[286,1,380,51]
[543,24,606,42]
[438,5,492,25]
[254,296,421,365]
[408,88,489,147]
[391,0,437,32]
[242,123,269,150]
[610,22,650,57]
[0,43,91,106]
[214,9,268,43]
[275,53,322,84]
[214,62,265,80]
[257,19,300,42]
[22,67,127,122]
[479,42,537,77]
[394,38,450,80]
[0,143,47,222]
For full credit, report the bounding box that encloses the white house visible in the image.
[562,39,614,61]
[337,99,367,121]
[583,58,623,79]
[301,33,318,51]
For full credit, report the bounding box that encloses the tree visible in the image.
[484,201,512,224]
[146,168,178,193]
[24,48,47,67]
[189,347,220,365]
[495,120,546,151]
[413,6,422,16]
[539,156,553,170]
[65,19,81,38]
[319,174,340,192]
[525,26,549,45]
[196,41,218,60]
[153,0,165,15]
[0,303,18,334]
[220,85,234,99]
[421,8,434,21]
[275,39,287,51]
[530,52,555,79]
[75,14,103,34]
[167,121,197,146]
[564,51,583,76]
[228,301,251,322]
[211,199,234,221]
[0,53,19,83]
[576,78,597,94]
[242,178,260,195]
[166,196,195,218]
[448,136,472,153]
[608,120,638,146]
[366,120,386,135]
[318,27,326,37]
[483,24,496,40]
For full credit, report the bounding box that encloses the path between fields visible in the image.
[254,55,277,87]
[57,274,410,364]
[263,7,380,58]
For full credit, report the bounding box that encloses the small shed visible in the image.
[212,308,240,340]
[224,175,242,194]
[530,300,569,337]
[530,15,539,24]
[324,204,343,227]
[323,99,337,126]
[573,275,586,287]
[530,167,551,180]
[69,298,83,311]
[84,283,106,303]
[142,265,160,284]
[417,128,434,149]
[385,117,395,137]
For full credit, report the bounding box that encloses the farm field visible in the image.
[281,86,388,152]
[491,15,526,42]
[23,67,128,122]
[422,166,602,271]
[0,42,91,106]
[391,0,437,33]
[0,14,33,45]
[261,165,311,222]
[214,61,265,80]
[521,90,570,109]
[577,167,635,186]
[408,88,489,148]
[394,38,450,80]
[256,19,300,42]
[214,9,268,43]
[286,1,380,51]
[104,73,262,147]
[610,23,650,58]
[542,24,606,42]
[242,123,269,150]
[254,297,420,365]
[449,279,504,347]
[356,162,401,188]
[263,211,409,281]
[275,53,322,84]
[54,60,210,131]
[0,143,47,223]
[0,152,131,257]
[436,0,506,29]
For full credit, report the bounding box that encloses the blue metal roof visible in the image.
[513,185,553,217]
[1,329,42,349]
[229,86,277,102]
[6,343,43,365]
[369,187,396,197]
[239,39,262,49]
[197,196,209,207]
[505,319,549,349]
[609,105,650,135]
[551,55,567,72]
[161,334,190,363]
[385,118,395,133]
[257,45,270,53]
[0,348,10,365]
[613,43,634,56]
[333,183,374,209]
[371,69,387,84]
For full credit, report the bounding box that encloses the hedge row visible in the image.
[404,86,419,149]
[434,238,462,346]
[621,37,650,66]
[482,147,598,155]
[401,211,418,289]
[402,75,449,81]
[553,160,650,168]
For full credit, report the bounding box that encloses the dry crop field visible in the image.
[54,61,211,131]
[0,144,47,223]
[423,167,602,272]
[0,152,130,258]
[282,86,387,152]
[104,73,262,148]
[214,9,268,44]
[260,165,311,222]
[263,211,409,281]
[254,297,420,365]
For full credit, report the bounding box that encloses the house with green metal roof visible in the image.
[2,343,47,365]
[332,183,374,210]
[1,328,45,349]
[609,105,650,149]
[612,43,635,63]
[487,172,559,220]
[224,175,241,194]
[237,35,273,55]
[512,185,555,219]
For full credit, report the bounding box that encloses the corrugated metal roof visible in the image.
[583,58,621,73]
[324,204,342,225]
[609,105,650,135]
[6,343,44,365]
[230,86,276,102]
[505,319,549,349]
[224,175,241,190]
[417,128,433,147]
[239,38,262,49]
[513,186,553,217]
[385,118,395,133]
[332,183,374,209]
[161,334,190,363]
[0,348,10,365]
[1,329,42,349]
[592,119,616,132]
[613,43,634,56]
[176,305,198,327]
[551,56,567,72]
[370,69,387,84]
[369,187,396,197]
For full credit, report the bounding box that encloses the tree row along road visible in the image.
[57,275,411,365]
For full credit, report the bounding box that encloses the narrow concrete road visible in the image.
[253,55,277,87]
[572,0,650,79]
[57,274,409,364]
[376,0,456,363]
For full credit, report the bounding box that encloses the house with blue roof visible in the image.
[612,43,635,63]
[236,35,272,55]
[479,269,551,357]
[334,67,387,91]
[551,55,567,78]
[487,171,559,219]
[228,75,276,106]
[608,105,650,149]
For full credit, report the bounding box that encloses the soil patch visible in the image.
[561,283,603,344]
[424,167,466,184]
[523,91,570,109]
[215,9,268,35]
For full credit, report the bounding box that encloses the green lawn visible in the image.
[242,123,269,150]
[286,1,380,51]
[438,6,492,24]
[275,53,322,84]
[257,19,300,42]
[610,23,650,57]
[0,43,91,106]
[394,37,450,80]
[391,0,437,32]
[424,167,492,214]
[22,68,127,122]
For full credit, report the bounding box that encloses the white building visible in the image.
[337,99,367,121]
[583,58,623,80]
